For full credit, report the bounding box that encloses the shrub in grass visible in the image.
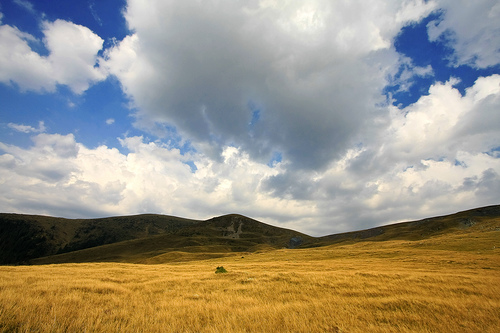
[215,266,227,274]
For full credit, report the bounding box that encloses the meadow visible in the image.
[1,234,499,333]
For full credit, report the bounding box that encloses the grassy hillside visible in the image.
[316,205,500,244]
[0,214,199,264]
[29,214,312,265]
[1,205,499,265]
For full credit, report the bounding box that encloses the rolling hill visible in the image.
[315,204,500,244]
[1,205,499,265]
[0,214,200,264]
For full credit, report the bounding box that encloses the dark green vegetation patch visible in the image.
[215,266,228,274]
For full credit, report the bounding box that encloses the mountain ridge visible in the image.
[1,205,499,265]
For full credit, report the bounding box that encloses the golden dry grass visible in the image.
[1,238,499,333]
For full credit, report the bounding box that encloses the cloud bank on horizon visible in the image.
[0,0,499,235]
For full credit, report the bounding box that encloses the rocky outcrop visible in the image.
[221,220,244,239]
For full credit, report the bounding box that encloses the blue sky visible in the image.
[0,0,499,236]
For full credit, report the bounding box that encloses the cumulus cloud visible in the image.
[316,74,500,231]
[0,133,311,229]
[104,0,437,170]
[42,20,107,93]
[385,75,500,162]
[0,18,106,93]
[428,0,500,68]
[0,133,79,184]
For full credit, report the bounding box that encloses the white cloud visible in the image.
[387,55,434,94]
[0,24,53,91]
[42,20,107,93]
[88,1,102,26]
[318,74,500,231]
[0,133,314,230]
[428,0,500,68]
[106,118,115,125]
[13,0,35,14]
[0,133,79,185]
[31,133,80,158]
[0,19,106,93]
[386,75,500,162]
[8,121,46,133]
[104,0,437,170]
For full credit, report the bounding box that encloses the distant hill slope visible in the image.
[0,214,200,264]
[1,205,499,265]
[28,214,314,265]
[314,205,500,245]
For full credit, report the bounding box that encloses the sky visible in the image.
[0,0,499,236]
